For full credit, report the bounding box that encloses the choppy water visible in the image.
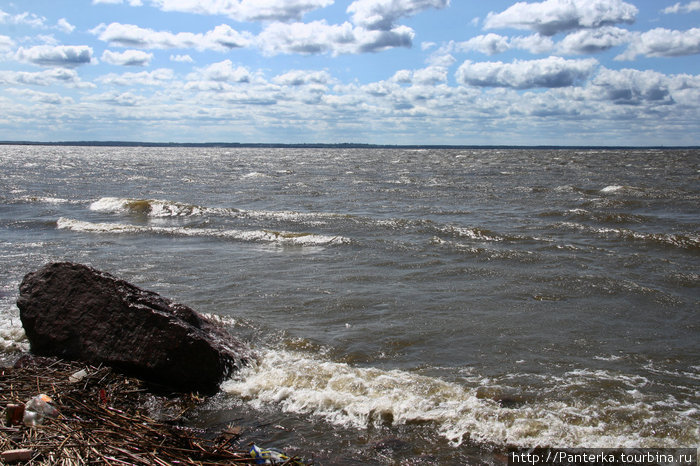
[1,145,698,464]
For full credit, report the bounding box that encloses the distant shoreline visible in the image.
[1,141,698,150]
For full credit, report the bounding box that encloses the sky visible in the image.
[0,0,699,145]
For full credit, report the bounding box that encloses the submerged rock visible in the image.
[17,262,250,394]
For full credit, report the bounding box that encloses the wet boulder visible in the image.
[17,262,250,395]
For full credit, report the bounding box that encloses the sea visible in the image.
[0,145,698,464]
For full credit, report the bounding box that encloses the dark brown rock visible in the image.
[17,262,250,394]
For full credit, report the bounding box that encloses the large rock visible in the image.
[17,262,250,394]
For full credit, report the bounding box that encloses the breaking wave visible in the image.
[56,218,349,247]
[223,348,699,449]
[90,197,223,217]
[89,197,351,226]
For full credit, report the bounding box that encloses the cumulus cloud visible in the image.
[0,9,77,32]
[57,18,75,34]
[456,56,598,89]
[413,66,448,85]
[0,8,47,28]
[222,89,278,106]
[257,20,414,55]
[390,66,447,85]
[589,68,674,105]
[92,22,252,51]
[347,0,450,30]
[87,91,145,106]
[15,45,93,68]
[484,0,637,36]
[102,49,153,66]
[257,21,352,55]
[616,28,700,60]
[273,69,332,86]
[0,68,94,88]
[454,33,554,55]
[99,68,175,86]
[0,34,14,52]
[557,26,630,54]
[7,88,74,105]
[170,54,193,62]
[457,34,510,55]
[92,0,144,5]
[149,0,333,22]
[662,1,700,14]
[187,60,252,82]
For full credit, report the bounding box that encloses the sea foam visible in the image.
[57,218,349,246]
[222,348,698,450]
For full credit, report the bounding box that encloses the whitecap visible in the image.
[56,218,349,247]
[223,349,699,449]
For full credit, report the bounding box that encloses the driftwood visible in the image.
[0,356,308,465]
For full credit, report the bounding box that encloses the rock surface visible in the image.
[17,262,250,394]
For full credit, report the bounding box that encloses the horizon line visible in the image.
[1,141,698,150]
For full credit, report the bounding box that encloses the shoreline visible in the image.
[1,354,310,465]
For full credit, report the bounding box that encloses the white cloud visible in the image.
[616,28,700,60]
[347,0,450,30]
[7,88,74,105]
[0,68,94,88]
[391,69,413,83]
[149,0,333,22]
[0,34,14,52]
[662,1,700,14]
[99,68,175,86]
[450,33,554,56]
[413,66,448,85]
[389,66,448,85]
[256,20,414,56]
[0,9,47,28]
[557,26,630,54]
[457,34,511,55]
[273,69,332,86]
[170,54,193,62]
[456,56,598,89]
[92,22,252,51]
[86,91,145,106]
[510,34,556,54]
[57,18,75,34]
[257,21,350,55]
[102,49,153,66]
[484,0,637,36]
[15,45,94,68]
[221,89,278,106]
[588,68,674,105]
[0,8,76,32]
[187,60,252,82]
[92,0,144,5]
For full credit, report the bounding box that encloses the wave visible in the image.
[430,237,541,263]
[556,222,700,250]
[56,218,349,247]
[89,197,351,226]
[14,195,82,205]
[223,348,699,449]
[90,197,222,217]
[540,209,651,225]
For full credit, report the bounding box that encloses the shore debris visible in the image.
[1,355,310,465]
